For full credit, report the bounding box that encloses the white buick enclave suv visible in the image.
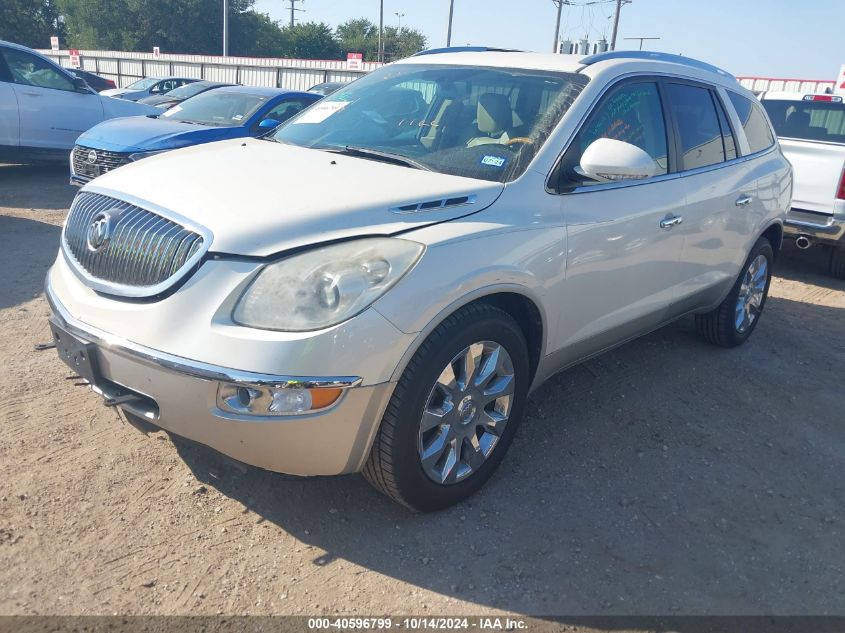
[46,50,791,511]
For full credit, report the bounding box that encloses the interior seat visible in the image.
[467,93,513,147]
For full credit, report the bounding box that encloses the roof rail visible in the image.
[580,51,734,79]
[412,46,522,57]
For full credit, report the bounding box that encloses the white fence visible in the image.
[38,49,383,91]
[737,76,835,94]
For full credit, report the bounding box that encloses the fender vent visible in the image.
[390,194,477,214]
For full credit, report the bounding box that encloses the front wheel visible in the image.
[363,303,530,512]
[695,237,774,348]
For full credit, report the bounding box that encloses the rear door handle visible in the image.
[660,214,683,229]
[735,195,753,207]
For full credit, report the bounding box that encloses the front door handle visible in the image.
[660,214,683,229]
[20,91,42,97]
[736,195,753,207]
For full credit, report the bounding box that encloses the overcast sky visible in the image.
[253,0,845,79]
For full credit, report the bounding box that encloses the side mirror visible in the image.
[72,77,91,93]
[578,138,658,183]
[257,118,281,130]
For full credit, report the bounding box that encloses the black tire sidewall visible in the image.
[389,308,530,512]
[725,238,774,345]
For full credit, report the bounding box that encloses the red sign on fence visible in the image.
[69,49,81,68]
[346,52,363,71]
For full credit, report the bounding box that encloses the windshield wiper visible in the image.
[326,146,432,171]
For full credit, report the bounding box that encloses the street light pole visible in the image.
[395,12,405,30]
[446,0,455,47]
[378,0,384,63]
[222,0,228,56]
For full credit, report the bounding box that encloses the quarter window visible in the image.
[665,83,725,170]
[560,81,669,189]
[1,48,75,92]
[728,91,775,153]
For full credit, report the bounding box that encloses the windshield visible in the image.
[161,91,268,126]
[272,63,588,182]
[166,82,218,99]
[762,99,845,144]
[126,77,158,90]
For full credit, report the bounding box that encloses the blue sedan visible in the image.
[70,86,322,185]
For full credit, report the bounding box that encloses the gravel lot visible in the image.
[1,162,844,619]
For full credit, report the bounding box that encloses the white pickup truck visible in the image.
[759,92,845,278]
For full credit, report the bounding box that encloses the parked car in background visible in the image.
[0,39,157,162]
[99,76,197,101]
[759,91,845,277]
[308,81,347,96]
[138,80,233,109]
[68,68,116,91]
[70,86,320,184]
[47,50,789,511]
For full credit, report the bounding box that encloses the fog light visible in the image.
[217,383,343,416]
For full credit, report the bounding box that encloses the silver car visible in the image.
[47,50,791,511]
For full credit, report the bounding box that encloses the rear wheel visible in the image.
[696,237,774,348]
[363,303,529,512]
[829,246,845,279]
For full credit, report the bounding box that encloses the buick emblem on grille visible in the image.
[86,149,97,164]
[86,211,115,252]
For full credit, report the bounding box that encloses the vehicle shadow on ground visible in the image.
[0,215,61,310]
[0,164,76,210]
[172,264,845,617]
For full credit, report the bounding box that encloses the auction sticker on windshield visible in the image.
[294,101,351,124]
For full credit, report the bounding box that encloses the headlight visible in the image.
[232,238,424,331]
[128,149,170,161]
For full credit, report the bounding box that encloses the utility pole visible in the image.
[222,0,228,56]
[286,0,304,28]
[446,0,455,47]
[552,0,566,53]
[623,36,659,50]
[609,0,630,51]
[378,0,384,63]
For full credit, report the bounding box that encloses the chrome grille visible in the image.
[62,192,207,296]
[72,145,131,182]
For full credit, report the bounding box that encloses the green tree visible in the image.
[335,17,379,61]
[0,0,64,49]
[280,21,339,60]
[336,18,427,63]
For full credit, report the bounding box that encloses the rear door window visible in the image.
[665,83,725,170]
[728,91,775,153]
[761,98,845,144]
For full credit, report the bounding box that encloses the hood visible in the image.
[99,97,159,123]
[138,94,180,107]
[84,138,504,257]
[100,88,131,97]
[76,115,236,152]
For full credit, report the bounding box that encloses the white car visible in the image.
[759,91,845,277]
[99,76,198,101]
[46,50,790,511]
[0,39,157,161]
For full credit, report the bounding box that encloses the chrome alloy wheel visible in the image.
[417,341,515,485]
[735,254,768,334]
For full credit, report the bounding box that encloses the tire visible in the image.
[829,247,845,279]
[363,303,530,512]
[695,237,774,348]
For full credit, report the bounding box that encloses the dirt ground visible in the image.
[0,162,844,620]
